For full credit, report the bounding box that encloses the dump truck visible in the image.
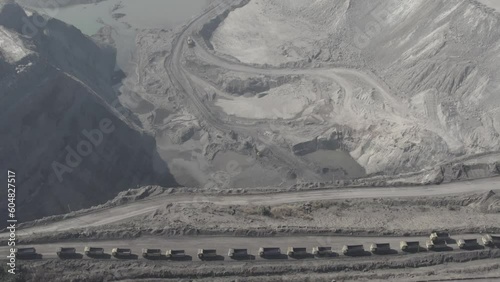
[187,37,195,47]
[457,239,480,250]
[400,241,420,252]
[426,240,448,251]
[112,248,132,258]
[142,248,162,258]
[198,249,217,259]
[430,231,451,243]
[84,247,104,256]
[287,247,308,258]
[258,247,281,257]
[228,248,248,259]
[57,247,76,258]
[370,243,391,254]
[342,245,365,256]
[312,246,333,257]
[15,247,37,258]
[482,234,500,247]
[166,249,186,259]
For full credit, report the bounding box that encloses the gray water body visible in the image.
[29,0,210,70]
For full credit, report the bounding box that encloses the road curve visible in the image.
[1,176,498,238]
[164,0,323,180]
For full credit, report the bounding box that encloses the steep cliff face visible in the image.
[0,3,177,224]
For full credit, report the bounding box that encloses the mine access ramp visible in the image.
[259,247,281,258]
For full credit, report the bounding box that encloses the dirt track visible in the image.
[1,176,498,238]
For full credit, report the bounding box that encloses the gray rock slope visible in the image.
[0,3,177,225]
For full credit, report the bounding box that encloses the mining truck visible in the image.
[166,249,186,259]
[312,246,333,257]
[287,247,308,258]
[430,231,451,243]
[84,246,104,257]
[228,248,249,259]
[15,247,37,259]
[187,36,195,47]
[112,248,132,258]
[342,245,365,256]
[458,239,480,250]
[426,240,449,251]
[198,249,217,260]
[482,234,500,247]
[400,241,420,252]
[258,247,281,258]
[57,247,76,258]
[142,248,162,258]
[370,243,391,254]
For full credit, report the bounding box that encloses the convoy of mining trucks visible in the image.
[13,233,500,260]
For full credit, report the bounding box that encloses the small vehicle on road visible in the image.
[57,247,76,258]
[198,249,217,260]
[287,247,308,258]
[84,247,104,257]
[166,249,187,259]
[258,247,281,258]
[112,248,133,258]
[15,247,37,259]
[228,248,249,259]
[312,246,333,257]
[142,248,162,259]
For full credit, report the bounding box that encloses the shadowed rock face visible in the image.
[0,3,177,225]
